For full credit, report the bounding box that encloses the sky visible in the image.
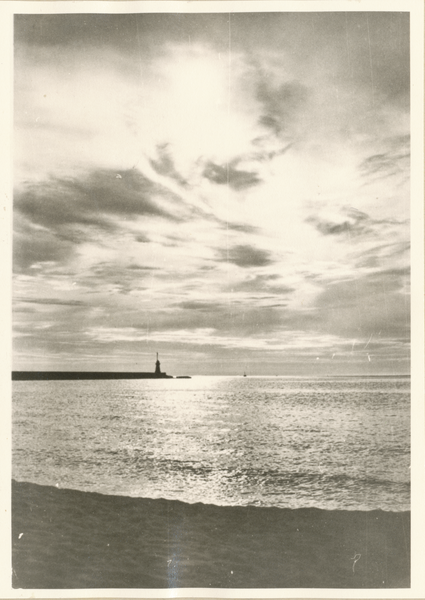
[12,10,410,375]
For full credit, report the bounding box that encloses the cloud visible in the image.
[13,167,189,273]
[346,13,410,109]
[127,264,158,271]
[255,77,309,139]
[109,302,287,339]
[16,168,183,230]
[359,135,410,181]
[177,301,219,311]
[224,222,259,235]
[306,208,371,237]
[13,217,75,272]
[306,208,407,241]
[355,241,410,270]
[314,269,410,339]
[14,13,232,57]
[217,244,273,268]
[80,261,160,295]
[15,297,86,306]
[134,233,151,243]
[249,142,293,163]
[203,160,262,190]
[150,144,188,186]
[13,168,190,272]
[232,274,294,295]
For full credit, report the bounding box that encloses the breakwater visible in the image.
[12,371,173,380]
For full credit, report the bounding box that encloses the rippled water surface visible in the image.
[13,376,410,510]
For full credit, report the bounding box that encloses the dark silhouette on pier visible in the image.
[12,353,174,381]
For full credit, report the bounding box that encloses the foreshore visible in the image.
[12,479,410,589]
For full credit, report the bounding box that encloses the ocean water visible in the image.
[12,376,410,511]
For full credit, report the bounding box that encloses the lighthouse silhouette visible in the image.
[155,352,161,375]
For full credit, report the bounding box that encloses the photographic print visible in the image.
[7,1,421,593]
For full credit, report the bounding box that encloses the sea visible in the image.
[12,376,410,512]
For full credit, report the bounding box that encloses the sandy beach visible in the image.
[12,480,410,589]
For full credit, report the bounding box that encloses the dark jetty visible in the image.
[12,353,174,381]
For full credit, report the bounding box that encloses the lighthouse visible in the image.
[155,352,162,375]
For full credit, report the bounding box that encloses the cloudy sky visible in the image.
[13,10,410,375]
